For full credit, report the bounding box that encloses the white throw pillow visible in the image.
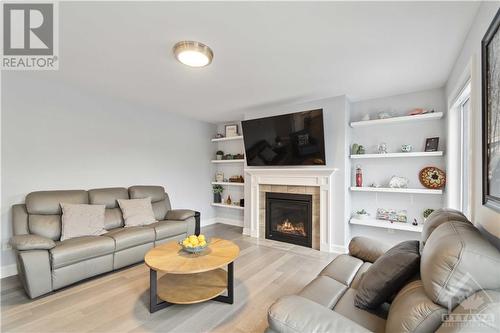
[60,203,106,241]
[117,197,156,227]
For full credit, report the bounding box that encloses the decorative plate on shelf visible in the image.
[419,167,446,189]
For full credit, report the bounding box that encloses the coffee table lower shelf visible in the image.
[149,262,234,313]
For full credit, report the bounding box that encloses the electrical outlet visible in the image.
[2,241,12,251]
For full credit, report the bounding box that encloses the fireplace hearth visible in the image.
[265,192,312,247]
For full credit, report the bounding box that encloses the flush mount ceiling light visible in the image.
[173,41,213,67]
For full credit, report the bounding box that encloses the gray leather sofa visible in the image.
[10,185,199,299]
[267,209,500,333]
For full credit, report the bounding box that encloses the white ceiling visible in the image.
[10,1,479,122]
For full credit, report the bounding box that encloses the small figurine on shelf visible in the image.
[226,195,232,205]
[401,144,412,152]
[412,218,419,226]
[215,172,224,182]
[378,142,388,154]
[233,153,244,159]
[355,165,363,187]
[214,133,224,139]
[216,150,224,160]
[389,176,409,188]
[351,144,366,155]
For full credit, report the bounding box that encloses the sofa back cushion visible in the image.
[88,187,129,230]
[421,221,500,310]
[420,208,470,253]
[25,190,88,240]
[386,280,446,333]
[129,185,171,220]
[60,203,106,241]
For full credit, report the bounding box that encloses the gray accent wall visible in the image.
[1,73,216,271]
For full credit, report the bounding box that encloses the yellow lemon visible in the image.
[190,238,199,246]
[199,240,207,247]
[185,243,193,248]
[198,234,205,242]
[182,239,190,246]
[189,235,197,241]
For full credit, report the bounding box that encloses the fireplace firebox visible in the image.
[265,192,312,248]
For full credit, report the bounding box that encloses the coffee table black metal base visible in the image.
[149,262,234,313]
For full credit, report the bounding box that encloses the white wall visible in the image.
[445,2,500,247]
[242,95,350,250]
[349,88,447,245]
[1,73,216,272]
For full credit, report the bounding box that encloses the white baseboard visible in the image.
[201,218,217,227]
[242,227,251,235]
[201,217,244,228]
[330,244,348,254]
[213,217,244,227]
[1,264,17,278]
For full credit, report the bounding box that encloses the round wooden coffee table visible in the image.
[144,238,239,313]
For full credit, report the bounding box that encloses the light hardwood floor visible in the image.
[1,224,337,333]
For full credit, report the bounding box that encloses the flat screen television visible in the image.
[241,109,326,166]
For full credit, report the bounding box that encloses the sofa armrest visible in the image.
[268,295,371,333]
[165,209,196,221]
[348,236,391,263]
[10,234,56,251]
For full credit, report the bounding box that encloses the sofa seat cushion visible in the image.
[298,276,347,308]
[104,226,155,251]
[50,236,115,269]
[320,254,364,286]
[151,220,187,241]
[333,289,387,333]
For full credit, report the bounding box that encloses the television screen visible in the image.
[242,109,326,166]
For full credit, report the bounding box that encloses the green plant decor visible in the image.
[213,185,224,194]
[356,209,368,215]
[423,208,434,219]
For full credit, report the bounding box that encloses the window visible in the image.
[448,81,471,217]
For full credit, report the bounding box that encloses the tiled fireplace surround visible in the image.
[245,168,338,252]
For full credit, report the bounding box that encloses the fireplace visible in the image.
[265,192,312,248]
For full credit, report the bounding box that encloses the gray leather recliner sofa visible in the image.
[10,185,199,299]
[267,209,500,333]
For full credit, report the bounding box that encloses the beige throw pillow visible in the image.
[117,197,156,227]
[60,203,106,241]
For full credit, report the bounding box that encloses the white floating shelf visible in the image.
[211,203,244,210]
[350,151,444,159]
[211,181,245,187]
[211,159,245,164]
[211,136,243,142]
[350,218,423,232]
[350,187,443,195]
[350,112,443,127]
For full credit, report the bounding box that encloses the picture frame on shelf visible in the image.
[225,124,239,137]
[424,137,439,152]
[482,9,500,211]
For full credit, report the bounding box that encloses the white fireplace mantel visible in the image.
[244,167,337,252]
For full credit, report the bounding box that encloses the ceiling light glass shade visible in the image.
[173,41,213,67]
